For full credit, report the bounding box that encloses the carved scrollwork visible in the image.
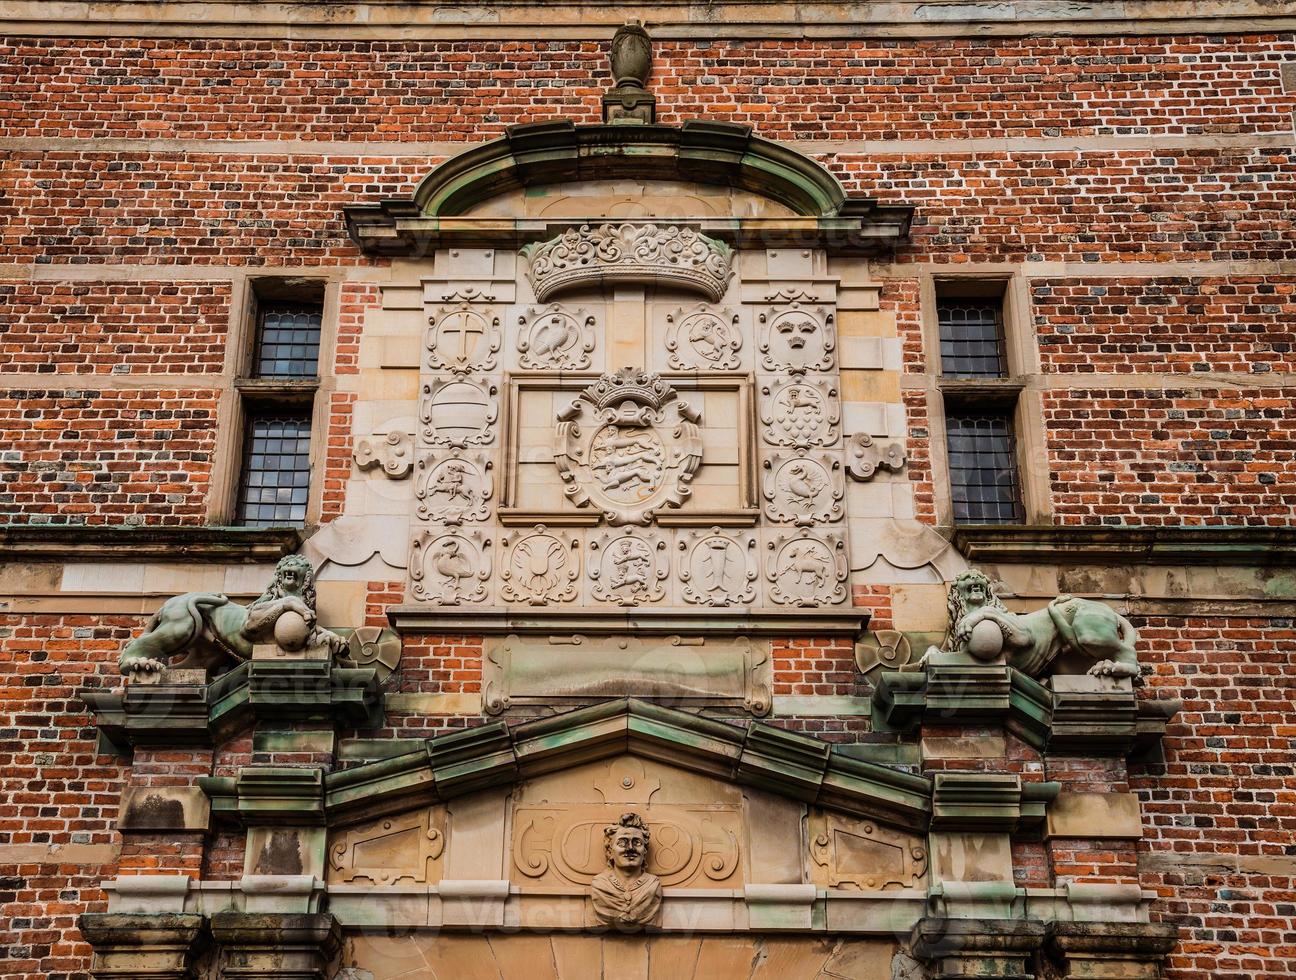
[415,450,493,524]
[500,526,580,605]
[758,302,835,374]
[522,223,733,302]
[354,430,414,479]
[419,377,498,448]
[665,304,741,371]
[346,627,402,680]
[409,529,491,605]
[677,528,758,606]
[807,809,928,891]
[589,528,669,606]
[426,304,501,374]
[765,529,848,607]
[554,368,703,526]
[762,451,845,525]
[327,808,447,886]
[517,304,596,370]
[760,378,840,449]
[845,432,906,481]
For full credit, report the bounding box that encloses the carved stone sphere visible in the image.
[966,619,1004,661]
[274,611,311,652]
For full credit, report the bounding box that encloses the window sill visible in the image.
[0,524,302,563]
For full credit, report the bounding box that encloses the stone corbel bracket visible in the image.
[354,430,415,479]
[872,659,1181,759]
[930,772,1060,836]
[845,431,906,481]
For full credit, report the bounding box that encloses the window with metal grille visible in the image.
[945,414,1024,523]
[938,300,1007,378]
[253,304,323,378]
[236,415,312,527]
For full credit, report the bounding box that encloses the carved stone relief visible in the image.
[665,304,741,371]
[555,369,702,526]
[807,809,928,891]
[677,528,758,606]
[845,432,906,481]
[354,430,414,479]
[589,812,664,927]
[760,378,840,449]
[517,304,596,370]
[420,377,498,448]
[415,450,493,524]
[426,304,501,374]
[523,223,733,302]
[762,452,845,525]
[327,807,447,886]
[759,301,835,374]
[346,627,403,680]
[500,527,580,605]
[588,528,669,605]
[409,529,492,604]
[765,530,848,606]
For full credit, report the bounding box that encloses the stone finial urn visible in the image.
[610,20,652,88]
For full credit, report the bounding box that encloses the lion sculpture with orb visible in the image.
[942,569,1140,680]
[119,555,349,676]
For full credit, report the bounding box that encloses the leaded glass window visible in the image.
[945,414,1024,523]
[236,416,312,526]
[938,301,1007,378]
[253,304,323,378]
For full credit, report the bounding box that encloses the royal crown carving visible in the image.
[523,223,733,302]
[555,368,703,526]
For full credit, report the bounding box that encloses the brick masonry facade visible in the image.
[0,13,1293,980]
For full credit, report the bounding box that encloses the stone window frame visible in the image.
[208,275,341,526]
[920,271,1051,526]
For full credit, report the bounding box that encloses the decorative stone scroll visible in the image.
[665,304,742,371]
[415,450,493,524]
[426,304,501,374]
[766,530,848,607]
[845,432,906,481]
[762,452,845,525]
[354,430,414,479]
[500,527,580,605]
[807,809,928,891]
[761,378,840,449]
[677,528,759,606]
[759,301,835,374]
[420,377,498,448]
[327,807,447,886]
[409,529,491,605]
[555,368,703,526]
[523,223,733,303]
[517,304,597,370]
[588,528,669,606]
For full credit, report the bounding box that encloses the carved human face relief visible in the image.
[608,827,648,872]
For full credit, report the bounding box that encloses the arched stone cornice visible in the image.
[343,119,914,256]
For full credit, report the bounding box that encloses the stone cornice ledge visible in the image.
[386,605,868,638]
[0,524,303,564]
[951,524,1296,566]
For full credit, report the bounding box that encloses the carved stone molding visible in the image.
[845,432,906,481]
[762,451,845,525]
[409,529,492,604]
[808,809,928,891]
[677,528,759,606]
[588,528,670,606]
[517,304,596,370]
[425,303,501,374]
[765,530,848,607]
[555,369,703,526]
[500,526,581,605]
[523,223,734,302]
[327,807,446,886]
[415,450,493,524]
[760,378,840,449]
[758,301,835,374]
[353,430,414,479]
[665,304,742,370]
[419,377,498,448]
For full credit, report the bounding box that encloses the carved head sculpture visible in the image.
[258,555,317,610]
[604,812,651,874]
[944,569,1006,650]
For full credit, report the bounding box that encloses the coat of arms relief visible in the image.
[554,368,704,527]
